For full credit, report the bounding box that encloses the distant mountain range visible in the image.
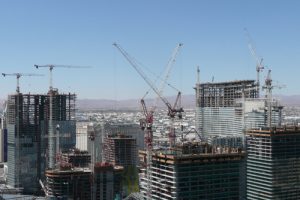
[77,95,196,110]
[0,94,299,111]
[273,95,300,106]
[76,94,300,110]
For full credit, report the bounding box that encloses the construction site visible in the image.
[5,91,76,194]
[139,142,245,200]
[246,126,300,199]
[0,36,290,200]
[195,72,283,143]
[104,134,137,167]
[45,167,91,199]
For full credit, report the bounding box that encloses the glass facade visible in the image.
[246,129,300,199]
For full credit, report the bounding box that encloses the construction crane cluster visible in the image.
[244,28,265,97]
[2,65,90,170]
[114,42,183,199]
[245,29,286,129]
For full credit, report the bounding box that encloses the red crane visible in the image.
[113,43,183,198]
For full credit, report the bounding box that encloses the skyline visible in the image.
[0,1,299,100]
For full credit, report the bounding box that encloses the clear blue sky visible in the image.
[0,1,299,100]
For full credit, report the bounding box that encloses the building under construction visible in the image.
[45,166,91,199]
[139,142,245,200]
[246,126,300,199]
[93,162,123,200]
[5,91,76,194]
[104,134,137,167]
[45,162,123,200]
[103,123,145,151]
[61,149,91,168]
[195,80,257,139]
[195,80,283,144]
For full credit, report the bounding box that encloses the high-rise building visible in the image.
[6,91,76,194]
[61,149,91,168]
[76,122,104,162]
[93,162,123,200]
[76,122,145,164]
[103,123,144,151]
[45,162,123,200]
[246,126,300,199]
[102,123,142,196]
[195,80,283,145]
[195,80,258,139]
[76,122,90,151]
[0,115,8,163]
[104,134,137,167]
[45,167,91,199]
[139,142,246,200]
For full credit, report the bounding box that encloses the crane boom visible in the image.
[244,28,264,97]
[113,43,174,110]
[34,64,91,91]
[2,73,44,93]
[154,43,183,108]
[114,43,184,199]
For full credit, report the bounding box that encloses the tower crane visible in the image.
[34,64,90,169]
[113,43,183,199]
[2,73,43,93]
[244,28,265,97]
[113,43,183,146]
[262,69,285,128]
[263,70,273,128]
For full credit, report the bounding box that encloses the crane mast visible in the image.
[113,43,183,199]
[244,29,265,97]
[35,64,90,169]
[263,70,273,128]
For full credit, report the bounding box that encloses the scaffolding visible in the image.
[139,142,245,200]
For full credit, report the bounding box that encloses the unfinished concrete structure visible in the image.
[61,149,91,168]
[45,162,123,200]
[46,90,76,169]
[93,162,123,200]
[45,167,91,199]
[6,91,76,194]
[6,94,47,194]
[195,80,257,139]
[139,142,245,200]
[195,80,283,145]
[246,127,300,199]
[103,123,145,151]
[104,134,137,167]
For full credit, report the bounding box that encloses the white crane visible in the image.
[244,28,265,97]
[2,73,43,93]
[34,64,90,169]
[262,70,285,128]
